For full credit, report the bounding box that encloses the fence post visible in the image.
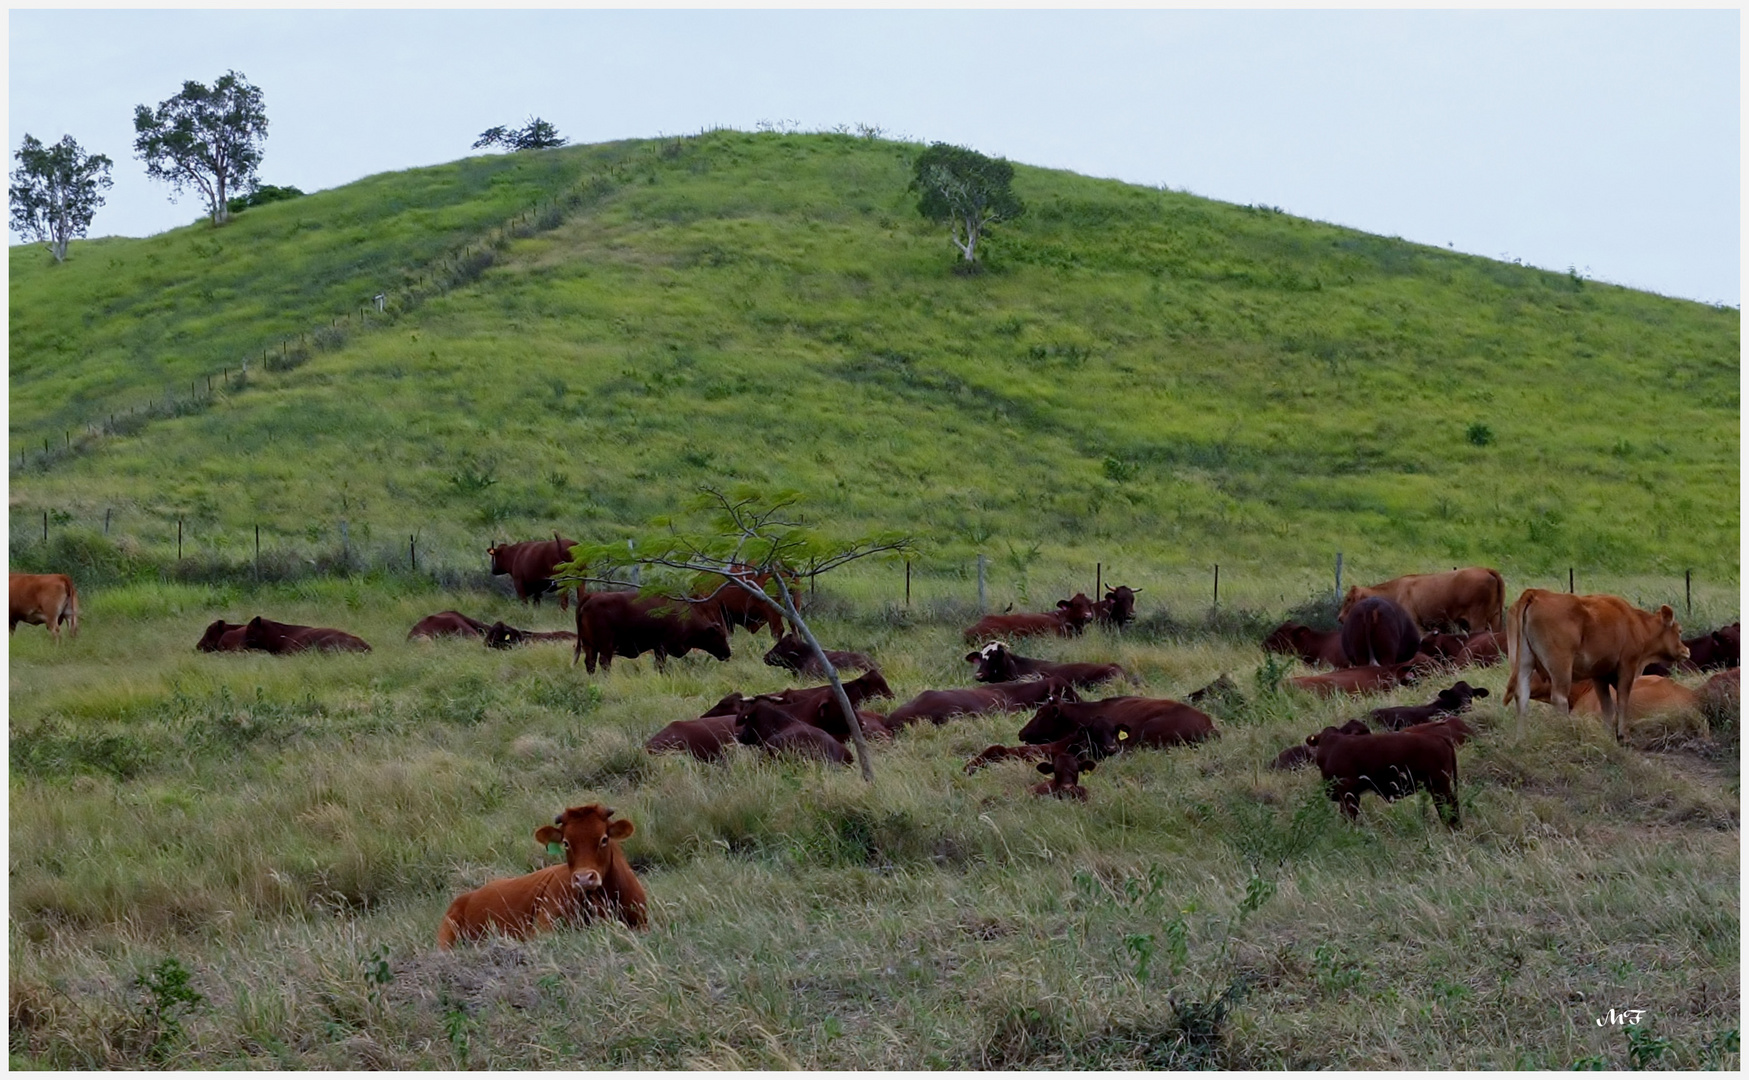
[255,524,260,577]
[1685,569,1691,616]
[1568,568,1574,594]
[340,519,349,566]
[1213,564,1220,608]
[1335,551,1343,602]
[42,510,48,544]
[977,553,987,613]
[177,517,183,563]
[411,534,417,572]
[104,507,111,535]
[905,560,911,607]
[1096,561,1102,599]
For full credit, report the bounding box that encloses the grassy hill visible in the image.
[9,130,1739,591]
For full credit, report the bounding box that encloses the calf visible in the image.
[963,594,1096,643]
[1341,596,1422,668]
[438,803,646,947]
[9,573,79,643]
[965,641,1129,690]
[1031,752,1095,801]
[1262,622,1347,668]
[1271,718,1370,771]
[484,620,578,649]
[1018,694,1216,751]
[886,678,1079,730]
[196,618,249,652]
[1306,726,1460,827]
[242,615,371,654]
[734,699,854,766]
[1093,585,1140,630]
[762,632,874,677]
[1289,662,1420,698]
[408,611,489,641]
[1366,681,1490,731]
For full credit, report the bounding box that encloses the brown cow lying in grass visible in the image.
[484,620,578,649]
[1262,622,1347,668]
[242,615,371,654]
[963,593,1096,643]
[762,632,874,677]
[407,611,490,641]
[438,804,646,947]
[965,641,1130,690]
[1288,662,1421,697]
[1305,725,1461,827]
[1032,751,1095,801]
[196,619,250,652]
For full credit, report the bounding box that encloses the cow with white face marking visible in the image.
[964,641,1130,690]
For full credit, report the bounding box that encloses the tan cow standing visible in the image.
[9,573,79,643]
[1505,588,1689,742]
[1340,567,1506,633]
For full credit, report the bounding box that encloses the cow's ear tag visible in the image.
[546,841,564,858]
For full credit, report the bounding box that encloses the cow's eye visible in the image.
[597,835,609,847]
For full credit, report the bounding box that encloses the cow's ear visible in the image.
[1036,761,1055,776]
[1659,605,1675,625]
[1079,759,1096,773]
[607,818,635,841]
[1473,687,1490,698]
[534,825,562,845]
[1057,599,1071,609]
[964,652,980,663]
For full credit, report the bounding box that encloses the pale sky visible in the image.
[7,6,1740,305]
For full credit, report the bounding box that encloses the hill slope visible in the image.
[8,130,1739,582]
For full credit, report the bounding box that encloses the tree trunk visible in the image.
[762,574,875,783]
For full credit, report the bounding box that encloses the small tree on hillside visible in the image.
[911,142,1025,267]
[133,70,269,227]
[9,134,113,263]
[556,487,914,783]
[472,117,568,152]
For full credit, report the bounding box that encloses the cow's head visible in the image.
[1644,605,1689,668]
[762,633,808,670]
[242,615,274,650]
[733,698,798,745]
[1037,752,1094,786]
[483,621,523,649]
[690,618,733,662]
[702,691,748,717]
[486,544,510,575]
[1057,593,1096,630]
[1102,586,1139,623]
[847,668,894,701]
[1337,586,1370,622]
[1261,622,1303,655]
[966,641,1015,683]
[534,804,632,893]
[1434,681,1489,711]
[196,619,239,652]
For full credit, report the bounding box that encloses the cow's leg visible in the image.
[653,648,668,674]
[1611,669,1636,743]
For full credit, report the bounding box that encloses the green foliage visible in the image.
[10,133,114,262]
[911,141,1025,264]
[132,70,269,226]
[1466,422,1495,446]
[1625,1023,1674,1070]
[226,183,303,214]
[473,117,567,152]
[134,956,204,1061]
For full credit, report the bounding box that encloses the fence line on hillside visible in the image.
[9,145,688,478]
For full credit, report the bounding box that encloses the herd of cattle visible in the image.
[9,552,1740,946]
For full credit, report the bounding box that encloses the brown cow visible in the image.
[196,618,249,652]
[1506,589,1689,741]
[488,535,581,610]
[1401,715,1477,747]
[242,616,371,654]
[1289,662,1421,698]
[1366,681,1491,731]
[692,566,792,640]
[886,678,1079,729]
[963,594,1096,644]
[438,804,645,947]
[755,670,894,739]
[572,591,732,673]
[9,573,79,643]
[1032,752,1095,800]
[1647,623,1741,676]
[1567,675,1699,721]
[734,699,854,766]
[484,621,578,649]
[645,713,740,761]
[965,641,1129,689]
[1271,718,1370,771]
[1340,596,1423,668]
[1018,694,1216,751]
[1418,629,1504,668]
[408,611,490,641]
[1340,567,1506,633]
[1305,726,1460,827]
[1093,585,1140,630]
[1262,622,1348,668]
[763,632,874,677]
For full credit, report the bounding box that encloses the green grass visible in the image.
[9,130,1739,581]
[7,576,1740,1068]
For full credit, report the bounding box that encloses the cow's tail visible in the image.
[63,578,80,640]
[1506,591,1535,725]
[1486,569,1506,633]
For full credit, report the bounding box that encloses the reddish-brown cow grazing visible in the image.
[1093,585,1140,630]
[886,678,1079,730]
[762,632,874,677]
[1418,630,1504,668]
[1505,589,1689,742]
[1340,567,1506,633]
[963,594,1096,644]
[734,699,855,766]
[964,641,1129,690]
[572,591,732,673]
[1289,662,1421,698]
[484,621,578,649]
[1270,719,1370,771]
[1262,622,1348,668]
[438,804,645,947]
[196,618,250,652]
[10,573,79,643]
[408,611,490,641]
[488,535,581,610]
[1341,596,1423,668]
[1366,681,1490,731]
[1018,694,1217,751]
[243,616,372,654]
[1032,752,1095,800]
[1305,726,1460,827]
[692,566,791,641]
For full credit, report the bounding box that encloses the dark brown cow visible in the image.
[1505,589,1689,741]
[1401,716,1477,747]
[1366,681,1491,731]
[1093,585,1140,630]
[691,565,794,641]
[1305,726,1460,827]
[9,573,79,643]
[488,534,581,610]
[196,618,250,652]
[408,611,490,641]
[645,713,740,761]
[767,670,895,738]
[1340,567,1506,633]
[1289,662,1421,698]
[964,641,1129,690]
[1032,752,1095,800]
[1418,630,1504,668]
[484,620,578,649]
[243,616,371,654]
[1270,718,1370,771]
[885,678,1079,730]
[734,699,854,766]
[1018,695,1217,751]
[964,728,1114,773]
[762,632,874,677]
[964,593,1096,643]
[1647,623,1741,676]
[437,804,645,947]
[1262,622,1348,668]
[1341,596,1422,668]
[572,591,732,673]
